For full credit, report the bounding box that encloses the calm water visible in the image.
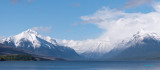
[0,61,160,70]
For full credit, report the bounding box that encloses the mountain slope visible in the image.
[109,30,160,60]
[0,43,64,61]
[1,29,79,59]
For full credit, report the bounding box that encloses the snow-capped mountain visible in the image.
[57,39,113,59]
[127,29,160,47]
[2,29,57,48]
[107,30,160,60]
[1,29,79,59]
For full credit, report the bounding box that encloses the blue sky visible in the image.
[0,0,156,40]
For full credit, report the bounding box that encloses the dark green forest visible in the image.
[0,55,36,61]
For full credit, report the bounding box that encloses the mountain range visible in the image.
[1,29,160,61]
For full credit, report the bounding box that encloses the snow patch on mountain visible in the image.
[124,29,160,48]
[1,29,57,48]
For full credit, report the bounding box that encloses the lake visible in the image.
[0,61,160,70]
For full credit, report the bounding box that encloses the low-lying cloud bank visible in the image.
[59,2,160,54]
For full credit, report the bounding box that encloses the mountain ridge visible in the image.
[1,29,80,60]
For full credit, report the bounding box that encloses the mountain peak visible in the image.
[2,29,58,48]
[136,29,146,36]
[24,29,38,35]
[133,29,147,39]
[133,29,160,40]
[127,29,160,47]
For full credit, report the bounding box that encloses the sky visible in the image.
[0,0,159,40]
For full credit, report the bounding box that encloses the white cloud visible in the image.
[153,2,160,12]
[57,39,112,54]
[11,0,20,4]
[72,3,80,7]
[27,0,34,3]
[58,3,160,54]
[31,26,52,33]
[123,0,154,9]
[81,4,160,42]
[10,0,34,4]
